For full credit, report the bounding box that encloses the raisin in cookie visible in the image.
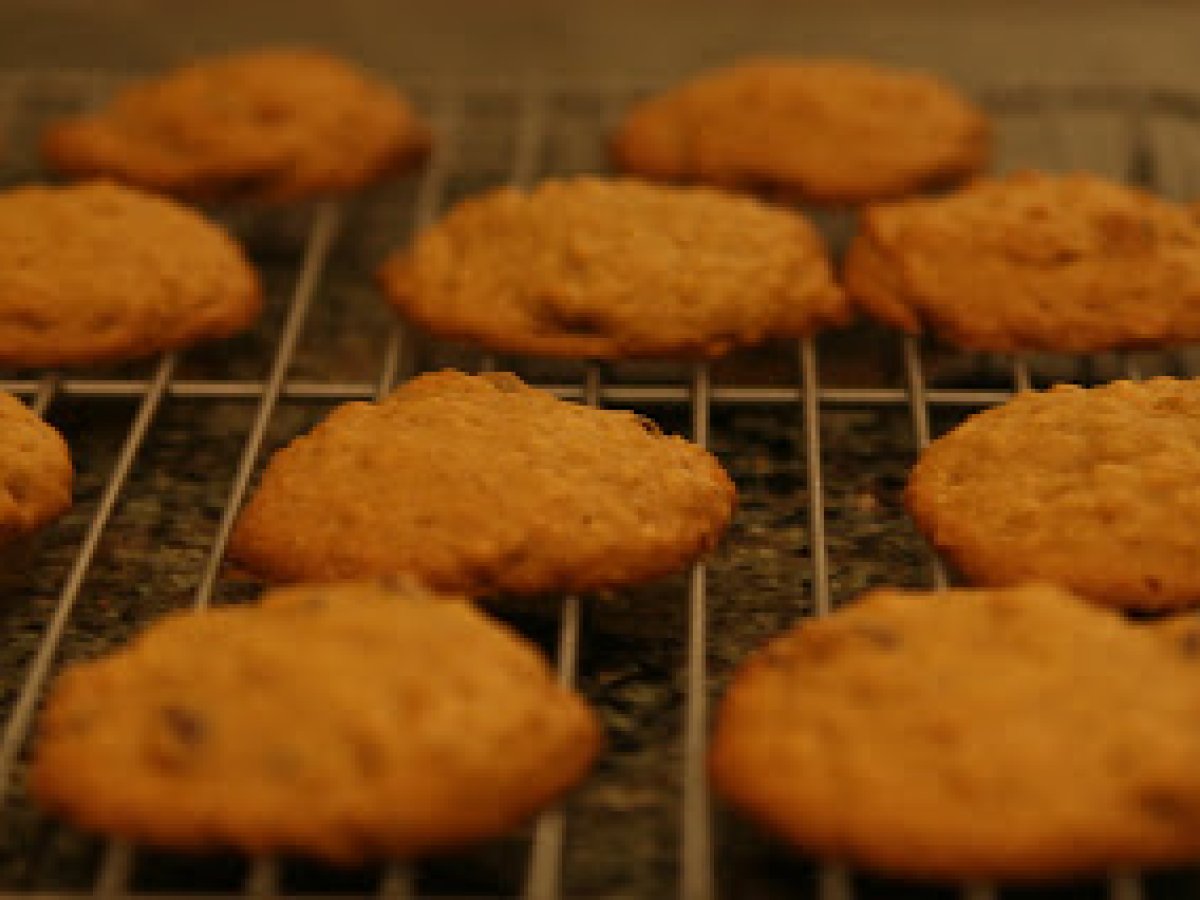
[378,177,847,359]
[907,377,1200,610]
[31,581,600,862]
[42,49,430,202]
[0,181,261,368]
[845,171,1200,351]
[613,58,988,204]
[0,392,71,544]
[711,584,1200,880]
[229,370,735,593]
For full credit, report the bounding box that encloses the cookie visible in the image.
[710,583,1200,880]
[907,377,1200,610]
[378,176,847,359]
[229,370,735,593]
[612,58,989,204]
[42,49,431,202]
[0,181,261,368]
[31,580,600,862]
[845,171,1200,351]
[0,392,72,545]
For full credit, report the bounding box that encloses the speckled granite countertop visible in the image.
[2,3,1200,897]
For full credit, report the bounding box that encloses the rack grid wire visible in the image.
[0,69,1199,900]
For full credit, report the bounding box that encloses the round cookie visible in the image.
[612,58,989,204]
[0,392,71,544]
[31,581,600,862]
[907,377,1200,610]
[42,48,431,202]
[710,584,1200,880]
[378,177,848,359]
[845,171,1200,352]
[0,181,261,368]
[229,370,735,594]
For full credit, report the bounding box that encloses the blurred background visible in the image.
[3,0,1199,88]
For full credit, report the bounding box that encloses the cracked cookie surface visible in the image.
[42,48,430,202]
[710,584,1200,879]
[378,176,847,359]
[0,181,260,367]
[31,581,600,862]
[612,58,988,204]
[845,171,1200,351]
[229,370,736,594]
[907,377,1200,610]
[0,392,71,545]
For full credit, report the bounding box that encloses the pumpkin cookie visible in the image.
[612,58,988,204]
[907,377,1200,610]
[0,181,260,368]
[0,392,71,545]
[845,171,1200,351]
[42,49,431,202]
[31,581,600,862]
[229,370,735,593]
[710,584,1200,880]
[378,177,847,359]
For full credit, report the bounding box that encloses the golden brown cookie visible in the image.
[0,181,261,368]
[0,392,71,545]
[612,58,989,204]
[710,584,1200,880]
[229,370,735,593]
[907,377,1200,610]
[378,176,847,359]
[42,49,431,202]
[845,171,1200,351]
[31,581,600,862]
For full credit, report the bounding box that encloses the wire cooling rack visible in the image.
[0,69,1199,899]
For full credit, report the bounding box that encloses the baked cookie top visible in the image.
[229,370,736,593]
[0,392,71,544]
[0,181,261,368]
[845,171,1200,352]
[710,584,1200,880]
[378,176,847,359]
[612,58,989,204]
[907,377,1200,610]
[31,581,599,862]
[42,49,431,202]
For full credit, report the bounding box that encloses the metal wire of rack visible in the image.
[0,69,1198,900]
